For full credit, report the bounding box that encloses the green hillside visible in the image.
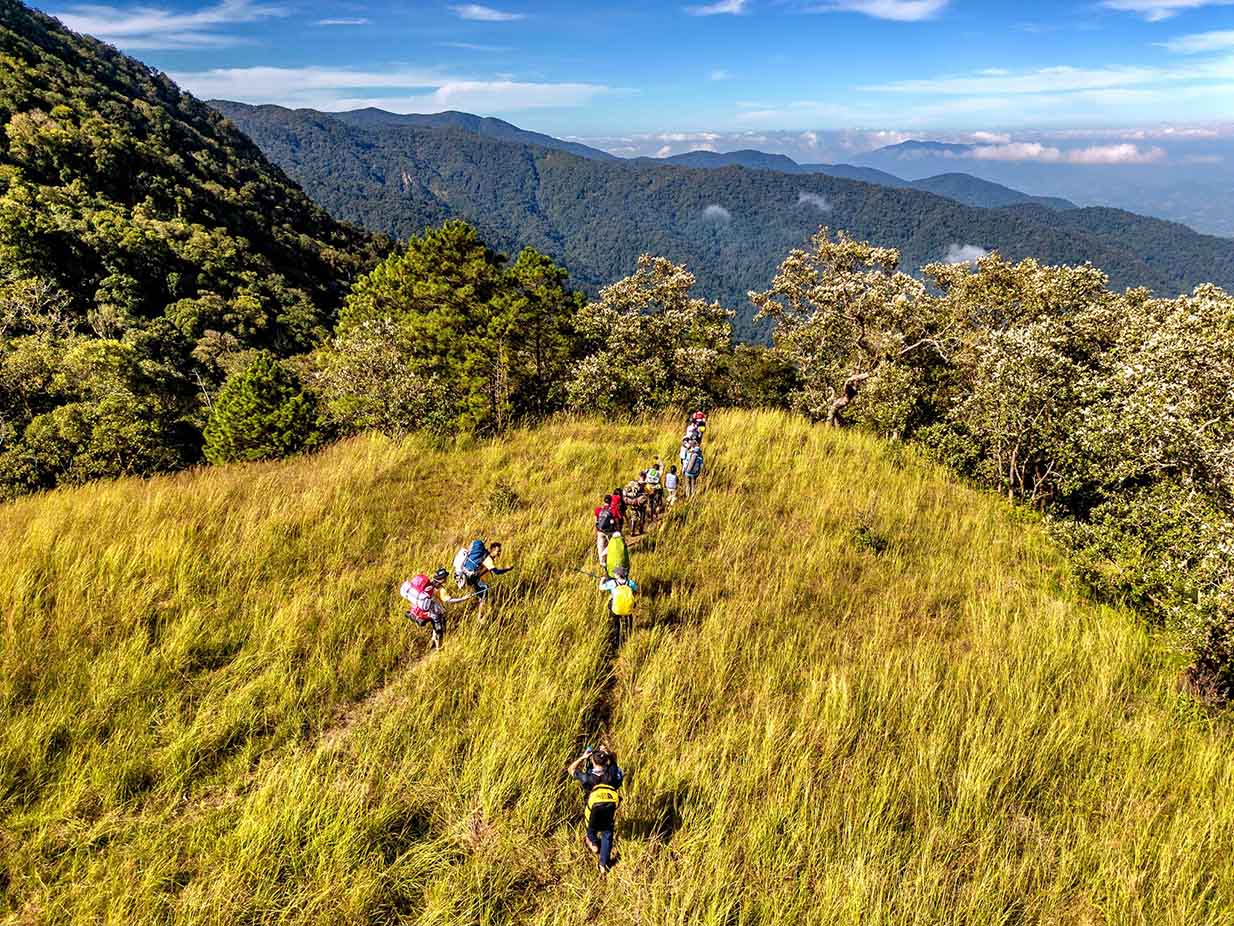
[211,102,1234,339]
[3,411,1231,923]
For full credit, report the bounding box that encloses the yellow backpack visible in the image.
[587,784,621,810]
[611,582,635,616]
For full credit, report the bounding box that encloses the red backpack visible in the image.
[400,574,433,623]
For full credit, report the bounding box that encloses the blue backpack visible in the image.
[463,540,488,576]
[685,449,704,478]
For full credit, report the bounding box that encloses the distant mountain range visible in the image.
[854,139,1234,238]
[212,102,1234,340]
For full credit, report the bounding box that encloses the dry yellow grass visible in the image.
[1,410,1231,925]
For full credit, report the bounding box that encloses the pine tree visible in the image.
[203,354,318,464]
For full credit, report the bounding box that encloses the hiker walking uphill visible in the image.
[400,568,468,650]
[567,746,625,874]
[600,565,638,641]
[683,441,704,498]
[452,540,513,621]
[644,460,664,518]
[595,496,620,565]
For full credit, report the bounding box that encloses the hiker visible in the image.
[644,460,664,518]
[623,479,648,536]
[567,746,625,874]
[609,488,625,528]
[605,530,629,579]
[453,539,513,619]
[683,442,704,498]
[691,410,708,439]
[400,568,465,649]
[595,495,619,564]
[684,419,702,444]
[600,564,638,643]
[665,464,680,507]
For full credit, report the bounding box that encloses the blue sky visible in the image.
[41,0,1234,156]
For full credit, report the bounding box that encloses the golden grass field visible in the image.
[2,410,1232,925]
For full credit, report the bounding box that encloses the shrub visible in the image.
[203,354,319,465]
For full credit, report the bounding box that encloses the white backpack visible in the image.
[452,547,469,590]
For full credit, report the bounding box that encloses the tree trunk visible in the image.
[827,372,871,427]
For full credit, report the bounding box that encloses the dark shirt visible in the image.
[574,764,624,792]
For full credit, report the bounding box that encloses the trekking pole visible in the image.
[574,568,604,580]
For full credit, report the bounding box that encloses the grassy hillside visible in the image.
[3,411,1233,923]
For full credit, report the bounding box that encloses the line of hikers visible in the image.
[397,410,709,874]
[571,411,707,873]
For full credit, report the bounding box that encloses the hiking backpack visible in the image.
[596,508,618,534]
[611,582,635,616]
[685,449,704,478]
[452,547,470,589]
[400,575,433,623]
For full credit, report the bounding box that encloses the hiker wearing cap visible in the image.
[566,745,625,874]
[452,540,514,621]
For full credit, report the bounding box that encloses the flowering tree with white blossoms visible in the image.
[567,256,732,415]
[749,228,958,427]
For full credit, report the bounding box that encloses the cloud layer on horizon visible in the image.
[172,65,611,112]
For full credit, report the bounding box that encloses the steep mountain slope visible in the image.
[213,102,1234,339]
[0,1,373,337]
[0,0,379,494]
[3,411,1231,922]
[327,106,618,161]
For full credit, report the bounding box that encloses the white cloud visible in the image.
[315,17,369,25]
[655,145,674,157]
[710,69,731,81]
[800,130,819,148]
[686,0,748,15]
[1161,30,1234,53]
[1066,143,1167,164]
[944,244,988,264]
[805,0,950,21]
[797,191,832,211]
[970,142,1063,161]
[52,0,286,49]
[450,4,525,21]
[172,65,610,112]
[1102,0,1234,21]
[437,41,512,51]
[867,64,1168,96]
[968,141,1166,164]
[702,204,732,222]
[970,130,1011,144]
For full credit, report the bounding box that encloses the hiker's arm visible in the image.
[491,566,513,575]
[566,753,590,776]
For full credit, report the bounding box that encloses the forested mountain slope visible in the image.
[0,0,379,492]
[213,101,1234,339]
[330,107,618,161]
[3,411,1231,923]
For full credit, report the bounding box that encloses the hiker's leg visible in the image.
[585,822,600,853]
[598,829,613,868]
[597,531,608,563]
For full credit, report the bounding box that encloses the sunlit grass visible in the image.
[2,411,1231,924]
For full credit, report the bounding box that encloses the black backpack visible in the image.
[596,508,618,533]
